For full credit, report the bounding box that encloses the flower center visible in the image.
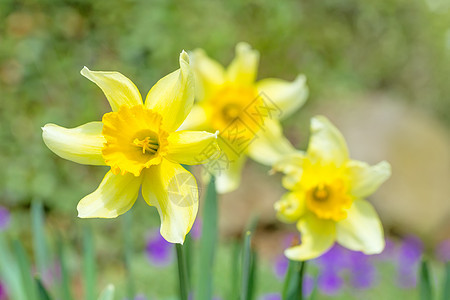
[206,85,264,152]
[133,135,159,154]
[306,180,352,221]
[101,105,169,176]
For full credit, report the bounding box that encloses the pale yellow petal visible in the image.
[226,42,259,85]
[80,67,142,111]
[214,154,246,194]
[256,74,308,120]
[42,122,106,165]
[347,160,391,198]
[274,192,306,223]
[179,105,209,131]
[145,51,194,131]
[247,119,297,166]
[336,199,385,254]
[77,171,141,218]
[272,152,306,190]
[191,49,225,101]
[141,160,199,244]
[285,214,336,261]
[307,116,349,167]
[165,130,220,165]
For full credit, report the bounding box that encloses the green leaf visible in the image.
[83,225,96,300]
[282,260,306,300]
[197,177,218,300]
[36,277,52,300]
[419,259,433,300]
[13,240,38,300]
[98,284,115,300]
[442,262,450,300]
[32,200,49,276]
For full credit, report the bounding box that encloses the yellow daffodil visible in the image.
[274,116,391,260]
[181,42,308,193]
[42,52,220,244]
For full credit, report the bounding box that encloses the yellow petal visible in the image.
[179,105,209,131]
[347,160,391,198]
[214,154,246,194]
[247,119,297,166]
[272,152,305,190]
[191,49,225,101]
[307,116,349,167]
[141,160,199,244]
[165,130,220,165]
[256,74,308,120]
[77,171,141,218]
[145,51,194,132]
[285,214,335,261]
[336,199,385,254]
[42,122,106,165]
[274,192,306,223]
[226,42,259,86]
[80,67,142,111]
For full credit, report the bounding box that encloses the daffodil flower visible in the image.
[274,116,391,260]
[42,52,220,244]
[181,42,308,193]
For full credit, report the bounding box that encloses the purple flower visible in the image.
[190,218,202,240]
[258,293,281,300]
[0,281,7,300]
[374,237,396,261]
[273,254,289,280]
[317,269,343,295]
[0,206,10,231]
[145,230,174,267]
[435,239,450,262]
[347,251,376,289]
[397,235,424,288]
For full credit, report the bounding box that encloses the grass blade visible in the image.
[0,234,26,300]
[56,237,73,300]
[83,225,96,300]
[197,177,218,300]
[419,259,433,300]
[98,284,115,300]
[442,262,449,300]
[36,277,52,300]
[13,239,38,300]
[176,243,189,300]
[240,231,253,300]
[282,260,306,300]
[32,200,49,276]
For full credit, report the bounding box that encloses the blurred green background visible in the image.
[0,0,449,299]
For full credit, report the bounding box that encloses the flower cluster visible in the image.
[42,43,390,263]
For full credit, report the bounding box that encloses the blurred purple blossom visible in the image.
[347,251,376,289]
[317,268,343,295]
[273,254,289,279]
[145,230,174,267]
[435,239,450,262]
[190,218,202,240]
[397,235,424,288]
[0,206,10,231]
[0,281,7,300]
[303,274,314,297]
[258,293,281,300]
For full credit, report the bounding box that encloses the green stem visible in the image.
[176,243,189,300]
[282,260,306,300]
